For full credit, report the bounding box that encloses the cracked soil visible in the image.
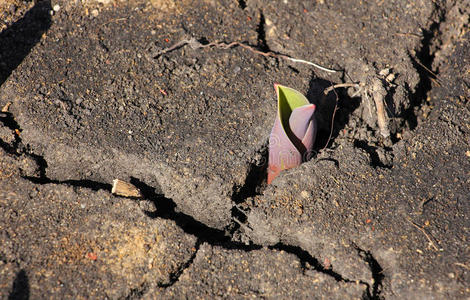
[0,0,469,299]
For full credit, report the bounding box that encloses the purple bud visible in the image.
[268,85,317,184]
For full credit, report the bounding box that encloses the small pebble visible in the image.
[53,4,60,12]
[300,190,309,199]
[379,68,390,76]
[91,9,99,17]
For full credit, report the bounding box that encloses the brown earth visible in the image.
[0,0,469,299]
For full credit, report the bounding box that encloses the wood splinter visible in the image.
[112,179,142,198]
[372,79,390,138]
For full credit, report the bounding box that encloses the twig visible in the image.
[321,83,361,150]
[454,262,470,270]
[414,59,441,85]
[322,84,340,151]
[320,83,361,150]
[151,38,339,73]
[151,39,193,57]
[394,32,423,38]
[323,83,360,95]
[407,219,439,251]
[372,79,390,138]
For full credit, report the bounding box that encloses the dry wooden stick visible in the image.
[112,179,142,198]
[407,219,440,251]
[322,84,340,151]
[152,38,339,73]
[414,59,441,85]
[454,262,470,270]
[372,79,390,138]
[323,83,360,95]
[321,83,361,150]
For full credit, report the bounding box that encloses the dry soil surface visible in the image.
[0,0,469,299]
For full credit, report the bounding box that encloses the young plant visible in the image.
[267,84,317,184]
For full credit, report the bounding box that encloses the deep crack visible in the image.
[353,244,384,300]
[270,243,372,299]
[1,112,370,294]
[256,10,269,52]
[0,111,48,178]
[229,143,268,234]
[0,112,21,154]
[124,282,148,300]
[24,176,112,191]
[270,243,346,281]
[158,239,202,288]
[404,4,444,132]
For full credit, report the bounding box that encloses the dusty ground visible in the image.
[0,0,469,299]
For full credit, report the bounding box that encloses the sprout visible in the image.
[268,84,317,184]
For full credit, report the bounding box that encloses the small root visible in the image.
[151,37,339,73]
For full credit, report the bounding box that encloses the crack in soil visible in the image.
[403,4,444,134]
[229,142,268,234]
[24,176,112,191]
[256,10,270,53]
[271,243,378,300]
[124,282,148,300]
[0,112,21,155]
[1,110,371,296]
[270,243,349,281]
[0,111,48,179]
[354,140,392,169]
[157,239,202,288]
[353,244,384,300]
